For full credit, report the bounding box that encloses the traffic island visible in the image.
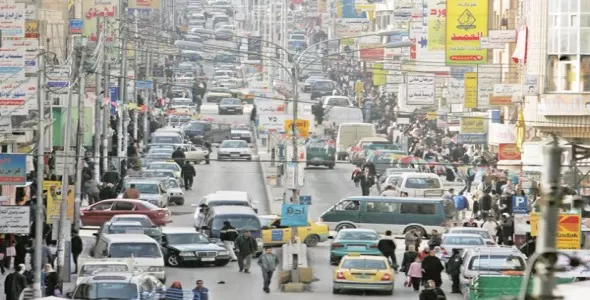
[277,241,313,292]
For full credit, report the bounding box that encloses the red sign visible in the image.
[498,143,521,160]
[359,48,384,61]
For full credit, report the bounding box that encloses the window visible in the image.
[442,236,484,245]
[337,231,379,241]
[112,202,135,211]
[92,202,113,211]
[341,259,387,270]
[404,177,441,189]
[400,203,436,215]
[468,255,525,271]
[387,176,402,187]
[366,201,399,213]
[334,200,360,211]
[109,243,162,258]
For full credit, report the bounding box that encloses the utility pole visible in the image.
[73,43,87,233]
[93,16,102,181]
[132,9,140,142]
[102,61,110,172]
[118,12,128,171]
[144,52,152,147]
[281,0,288,81]
[33,47,46,299]
[530,140,564,299]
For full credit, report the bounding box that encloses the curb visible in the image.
[253,128,276,214]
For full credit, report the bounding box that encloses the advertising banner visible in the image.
[336,0,367,18]
[0,3,26,38]
[498,143,522,160]
[406,74,436,105]
[24,39,38,76]
[0,154,27,185]
[82,0,118,42]
[359,44,384,61]
[464,72,477,108]
[427,0,446,52]
[477,64,502,107]
[446,0,488,65]
[530,213,581,249]
[460,117,485,134]
[24,19,39,39]
[128,0,161,9]
[258,114,288,133]
[43,181,75,223]
[0,40,26,81]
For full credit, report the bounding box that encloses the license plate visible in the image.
[230,154,240,157]
[227,109,234,111]
[347,246,366,251]
[201,257,215,262]
[355,275,370,279]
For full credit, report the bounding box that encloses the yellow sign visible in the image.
[82,0,119,42]
[464,72,478,108]
[446,0,489,65]
[355,4,376,21]
[372,64,386,86]
[530,213,581,249]
[128,0,161,9]
[460,117,485,134]
[43,181,75,224]
[427,0,446,52]
[426,112,438,120]
[284,119,310,138]
[25,20,39,39]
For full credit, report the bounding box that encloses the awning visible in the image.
[532,116,590,139]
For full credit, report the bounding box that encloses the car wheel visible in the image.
[335,223,356,231]
[166,255,180,267]
[332,288,340,294]
[304,234,320,247]
[328,164,335,169]
[214,259,230,266]
[175,198,185,206]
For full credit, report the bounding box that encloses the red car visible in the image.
[80,199,172,227]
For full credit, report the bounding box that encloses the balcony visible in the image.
[524,93,590,139]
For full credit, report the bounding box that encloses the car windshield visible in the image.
[306,76,324,83]
[79,264,130,277]
[212,216,261,231]
[184,122,205,131]
[153,135,182,144]
[109,243,161,258]
[326,97,350,106]
[73,282,138,299]
[221,141,248,148]
[451,230,492,240]
[405,178,442,189]
[337,231,379,241]
[106,224,146,234]
[148,149,173,155]
[469,255,525,271]
[313,81,334,90]
[166,233,210,244]
[124,183,160,194]
[210,87,231,93]
[220,98,241,104]
[110,217,153,226]
[258,217,275,227]
[141,171,176,178]
[148,163,179,171]
[443,236,484,245]
[209,200,249,208]
[341,259,387,270]
[308,141,328,149]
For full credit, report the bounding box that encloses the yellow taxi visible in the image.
[259,215,329,247]
[333,254,394,295]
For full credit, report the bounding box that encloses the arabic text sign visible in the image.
[0,40,26,80]
[477,65,502,107]
[254,99,284,114]
[284,119,310,138]
[0,78,34,114]
[0,154,27,185]
[43,180,75,223]
[493,84,522,96]
[0,206,30,234]
[427,0,446,52]
[128,0,161,9]
[464,72,478,108]
[460,117,485,134]
[280,204,308,226]
[258,114,287,133]
[488,29,517,44]
[0,3,26,38]
[446,0,489,65]
[448,77,465,104]
[136,80,153,90]
[530,213,581,249]
[46,66,71,88]
[82,0,119,41]
[24,39,38,75]
[70,19,83,34]
[457,133,486,144]
[406,74,436,105]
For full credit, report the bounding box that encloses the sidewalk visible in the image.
[256,134,285,215]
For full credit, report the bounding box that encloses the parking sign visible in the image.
[512,196,528,214]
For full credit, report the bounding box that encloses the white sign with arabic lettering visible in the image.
[0,40,26,80]
[406,74,436,105]
[24,39,38,75]
[523,75,538,96]
[0,3,26,38]
[254,99,285,114]
[0,206,30,234]
[258,114,287,133]
[25,4,36,19]
[494,84,522,96]
[479,37,504,49]
[448,78,465,104]
[0,78,34,114]
[386,71,404,84]
[477,65,502,107]
[488,30,517,44]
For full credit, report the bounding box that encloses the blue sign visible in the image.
[46,82,69,88]
[0,154,27,185]
[136,80,153,90]
[512,196,529,214]
[69,19,83,35]
[299,195,312,206]
[457,134,487,145]
[271,230,283,242]
[109,86,119,102]
[280,204,308,227]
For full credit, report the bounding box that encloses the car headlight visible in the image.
[218,250,229,255]
[180,252,196,256]
[148,266,164,272]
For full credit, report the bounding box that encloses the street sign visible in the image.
[512,196,528,214]
[280,204,308,226]
[299,195,312,205]
[284,119,309,137]
[46,66,71,88]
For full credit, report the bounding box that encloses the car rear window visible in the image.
[109,243,161,258]
[468,255,525,271]
[452,230,492,239]
[405,177,441,189]
[443,236,484,245]
[341,259,387,270]
[209,200,249,207]
[337,231,379,241]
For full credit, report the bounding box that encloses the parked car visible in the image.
[80,199,172,227]
[218,98,243,115]
[161,227,231,267]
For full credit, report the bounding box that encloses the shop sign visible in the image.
[498,143,521,160]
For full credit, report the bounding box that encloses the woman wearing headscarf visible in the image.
[400,245,418,275]
[43,264,59,296]
[422,250,444,287]
[166,281,184,300]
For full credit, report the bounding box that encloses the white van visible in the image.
[388,173,444,198]
[92,234,166,282]
[335,123,376,160]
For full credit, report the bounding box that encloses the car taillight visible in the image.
[336,272,345,279]
[369,244,378,248]
[332,243,344,248]
[381,273,391,281]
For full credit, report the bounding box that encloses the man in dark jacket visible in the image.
[172,147,186,167]
[71,230,83,273]
[4,264,27,300]
[377,230,397,268]
[422,251,444,287]
[181,161,196,191]
[445,248,463,293]
[234,230,258,273]
[204,141,212,165]
[220,221,238,261]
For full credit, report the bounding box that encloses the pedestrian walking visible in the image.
[83,178,101,205]
[166,281,184,300]
[407,257,423,291]
[377,230,397,268]
[4,264,27,300]
[71,230,83,273]
[192,280,209,300]
[400,245,417,275]
[422,250,444,287]
[181,161,196,191]
[404,228,421,251]
[257,247,279,293]
[220,221,238,261]
[419,279,446,300]
[43,264,59,296]
[234,230,258,273]
[445,248,463,294]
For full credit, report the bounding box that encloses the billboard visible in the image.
[446,0,488,65]
[530,213,581,250]
[82,0,119,42]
